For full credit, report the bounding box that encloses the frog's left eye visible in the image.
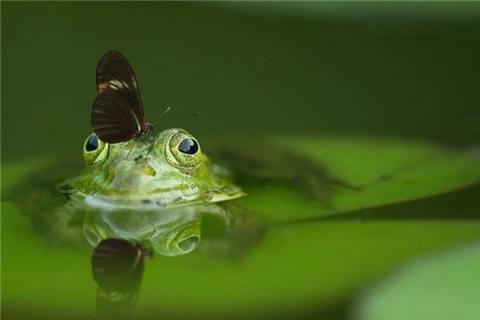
[83,133,108,165]
[85,135,99,152]
[167,131,201,169]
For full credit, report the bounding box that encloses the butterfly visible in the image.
[92,50,152,144]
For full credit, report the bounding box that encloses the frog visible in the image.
[50,128,263,258]
[58,128,245,211]
[5,130,349,253]
[40,128,265,315]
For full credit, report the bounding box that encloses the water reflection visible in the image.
[92,238,147,318]
[86,206,203,317]
[53,203,264,317]
[83,206,204,256]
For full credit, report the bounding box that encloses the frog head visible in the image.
[63,128,244,209]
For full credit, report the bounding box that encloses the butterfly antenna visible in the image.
[160,112,200,122]
[151,106,172,127]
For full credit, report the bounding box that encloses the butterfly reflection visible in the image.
[92,238,149,318]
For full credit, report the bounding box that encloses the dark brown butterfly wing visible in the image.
[92,88,140,143]
[96,50,144,120]
[93,50,145,143]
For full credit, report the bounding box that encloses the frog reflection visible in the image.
[54,128,264,258]
[86,207,203,316]
[84,205,221,257]
[85,204,262,317]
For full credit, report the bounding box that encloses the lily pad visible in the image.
[353,241,480,320]
[237,135,480,222]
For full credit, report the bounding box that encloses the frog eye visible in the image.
[167,131,202,169]
[83,133,108,165]
[85,134,99,152]
[178,138,199,155]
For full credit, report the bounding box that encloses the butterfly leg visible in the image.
[145,144,155,158]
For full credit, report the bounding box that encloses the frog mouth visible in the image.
[81,185,245,211]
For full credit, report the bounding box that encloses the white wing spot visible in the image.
[130,110,141,131]
[108,80,130,90]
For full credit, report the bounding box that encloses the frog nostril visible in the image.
[178,236,199,252]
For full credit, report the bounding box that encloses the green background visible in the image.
[2,2,480,319]
[3,2,480,161]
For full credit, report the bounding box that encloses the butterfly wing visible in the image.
[96,50,144,119]
[92,88,141,143]
[93,50,145,143]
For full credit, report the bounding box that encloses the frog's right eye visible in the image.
[166,131,202,170]
[85,134,99,151]
[83,133,108,165]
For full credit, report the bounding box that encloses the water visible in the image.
[2,2,480,319]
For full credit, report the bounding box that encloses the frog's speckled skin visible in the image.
[59,128,244,210]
